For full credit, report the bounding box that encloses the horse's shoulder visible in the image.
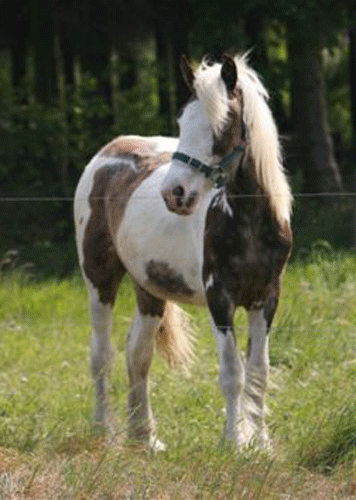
[83,139,172,246]
[83,136,172,206]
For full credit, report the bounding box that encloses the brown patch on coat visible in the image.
[134,283,195,369]
[100,136,158,157]
[203,180,292,323]
[145,260,195,298]
[83,167,126,306]
[135,282,165,317]
[82,146,172,305]
[105,151,172,237]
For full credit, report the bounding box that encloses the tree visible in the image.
[253,0,347,192]
[3,0,29,89]
[30,0,56,103]
[349,1,356,156]
[287,15,343,192]
[153,0,193,134]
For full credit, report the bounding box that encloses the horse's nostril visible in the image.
[173,185,185,207]
[185,190,198,209]
[173,185,184,198]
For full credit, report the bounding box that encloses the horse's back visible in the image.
[99,135,179,158]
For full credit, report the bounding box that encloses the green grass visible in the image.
[1,250,356,499]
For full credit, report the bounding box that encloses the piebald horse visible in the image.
[74,54,293,451]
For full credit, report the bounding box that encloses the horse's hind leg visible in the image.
[88,285,114,426]
[126,284,165,451]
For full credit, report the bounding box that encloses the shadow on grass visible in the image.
[298,403,356,474]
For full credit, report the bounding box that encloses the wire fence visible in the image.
[0,192,356,202]
[0,318,353,334]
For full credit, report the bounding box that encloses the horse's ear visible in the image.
[180,55,195,91]
[221,54,237,93]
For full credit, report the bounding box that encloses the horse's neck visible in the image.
[222,152,274,225]
[227,152,262,197]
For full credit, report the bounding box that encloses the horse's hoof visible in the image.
[93,409,117,437]
[94,406,107,425]
[254,434,274,455]
[149,436,167,453]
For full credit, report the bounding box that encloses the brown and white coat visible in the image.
[74,54,292,451]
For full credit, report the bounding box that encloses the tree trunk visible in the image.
[244,8,268,70]
[109,48,120,127]
[350,3,356,156]
[287,19,342,193]
[30,0,56,103]
[155,23,175,135]
[154,0,191,135]
[8,2,29,90]
[11,41,26,89]
[119,54,138,92]
[170,0,191,112]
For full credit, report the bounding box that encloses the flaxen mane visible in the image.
[194,54,293,224]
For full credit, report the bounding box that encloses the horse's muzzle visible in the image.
[161,186,199,216]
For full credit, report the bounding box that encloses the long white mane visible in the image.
[194,54,293,224]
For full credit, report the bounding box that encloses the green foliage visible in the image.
[0,0,354,249]
[291,197,354,257]
[324,38,352,151]
[0,60,163,246]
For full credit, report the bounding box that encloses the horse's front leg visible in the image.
[244,291,279,450]
[207,292,248,449]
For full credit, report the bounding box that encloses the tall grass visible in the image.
[1,249,356,498]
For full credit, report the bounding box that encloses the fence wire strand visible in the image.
[0,192,356,202]
[0,318,354,334]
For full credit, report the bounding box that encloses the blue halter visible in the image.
[172,145,244,188]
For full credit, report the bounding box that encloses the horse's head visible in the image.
[161,54,246,216]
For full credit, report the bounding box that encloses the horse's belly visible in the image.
[115,167,209,305]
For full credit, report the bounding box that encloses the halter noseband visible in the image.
[172,145,244,188]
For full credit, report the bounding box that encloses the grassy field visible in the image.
[1,248,356,499]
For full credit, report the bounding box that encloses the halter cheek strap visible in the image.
[172,145,244,188]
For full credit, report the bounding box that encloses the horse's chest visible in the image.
[219,227,276,280]
[203,206,291,308]
[115,169,214,305]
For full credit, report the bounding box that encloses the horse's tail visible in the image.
[156,302,196,371]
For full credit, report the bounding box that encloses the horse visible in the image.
[74,53,293,452]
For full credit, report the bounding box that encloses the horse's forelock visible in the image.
[193,61,231,137]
